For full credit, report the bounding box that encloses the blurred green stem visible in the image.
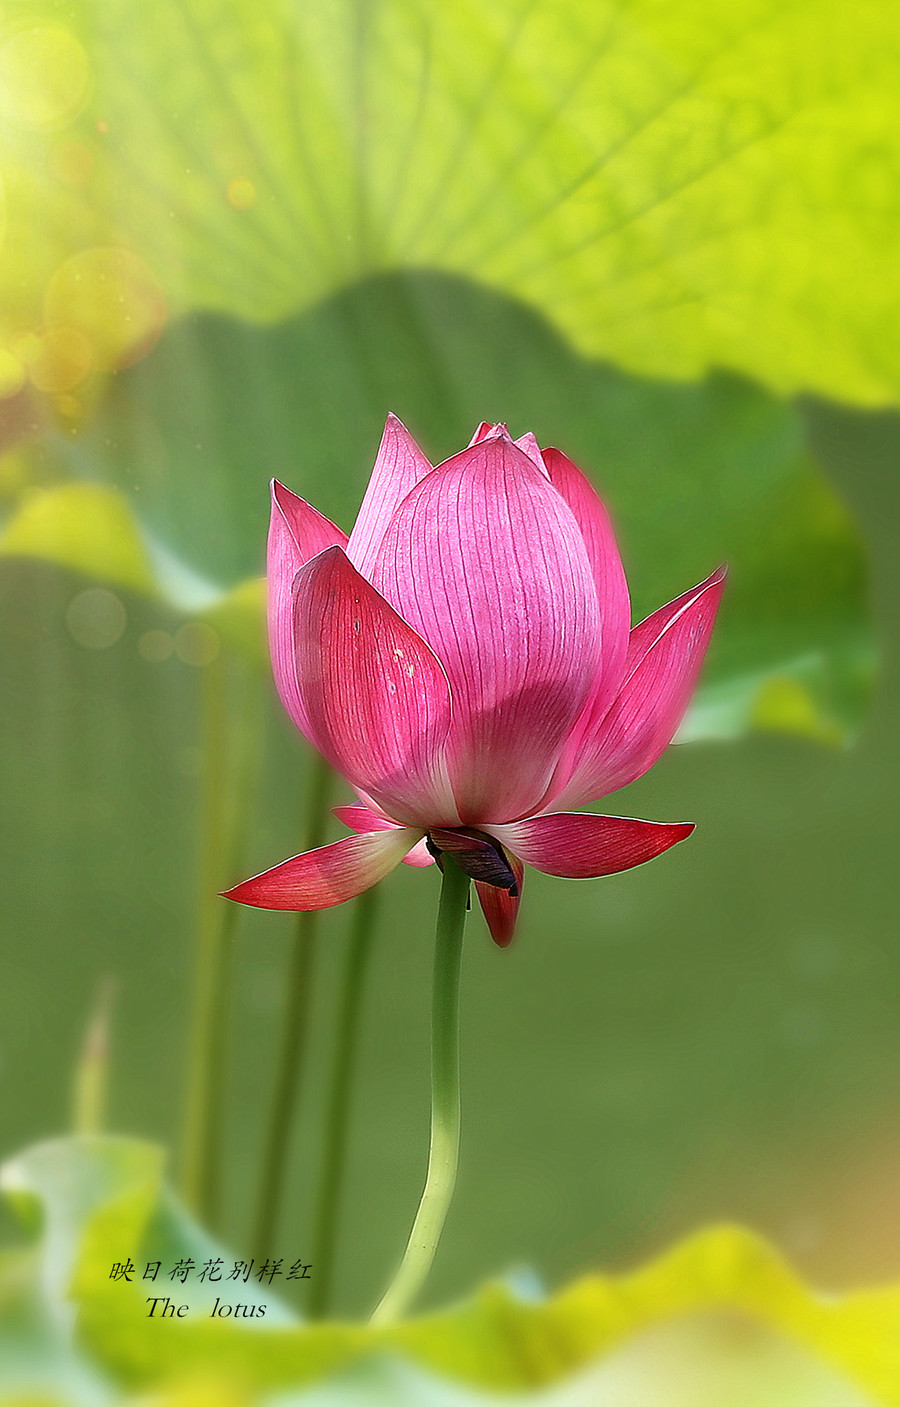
[371,854,469,1324]
[308,881,380,1317]
[253,752,332,1262]
[181,653,262,1224]
[71,977,117,1135]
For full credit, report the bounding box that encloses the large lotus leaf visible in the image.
[0,482,156,596]
[0,1138,297,1406]
[265,1332,879,1406]
[0,1244,114,1406]
[7,273,872,743]
[2,1136,899,1404]
[0,480,268,669]
[0,0,896,406]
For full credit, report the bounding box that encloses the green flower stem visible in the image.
[308,881,380,1318]
[181,654,262,1224]
[253,751,333,1263]
[371,854,470,1324]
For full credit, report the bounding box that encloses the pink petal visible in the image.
[542,447,631,732]
[223,829,419,911]
[333,804,434,867]
[372,437,602,824]
[346,415,432,579]
[402,838,434,868]
[268,480,347,738]
[475,849,524,947]
[293,546,457,828]
[488,812,695,878]
[549,567,726,810]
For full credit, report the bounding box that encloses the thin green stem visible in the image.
[371,855,470,1324]
[253,752,333,1262]
[189,897,240,1224]
[181,656,229,1214]
[180,655,261,1224]
[308,882,380,1317]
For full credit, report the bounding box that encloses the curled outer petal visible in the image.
[346,415,432,579]
[475,849,524,948]
[489,812,694,878]
[293,547,457,828]
[428,827,523,946]
[223,828,421,911]
[267,480,347,738]
[549,567,726,811]
[334,804,434,867]
[429,827,520,892]
[373,436,602,824]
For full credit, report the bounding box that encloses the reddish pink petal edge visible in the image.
[488,812,695,879]
[270,479,348,558]
[623,564,727,681]
[267,480,347,737]
[223,829,421,911]
[541,446,631,734]
[549,565,726,810]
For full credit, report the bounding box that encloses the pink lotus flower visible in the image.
[226,418,724,945]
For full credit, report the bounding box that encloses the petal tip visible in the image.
[380,410,427,454]
[270,477,294,508]
[221,878,259,906]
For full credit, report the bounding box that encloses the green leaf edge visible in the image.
[4,1136,900,1401]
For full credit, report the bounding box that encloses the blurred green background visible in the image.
[0,288,895,1316]
[0,0,899,1399]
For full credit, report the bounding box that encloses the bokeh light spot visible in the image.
[138,629,174,663]
[15,325,93,393]
[226,177,257,210]
[0,348,26,399]
[66,588,127,650]
[0,26,91,130]
[174,622,220,666]
[44,247,167,371]
[50,138,96,187]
